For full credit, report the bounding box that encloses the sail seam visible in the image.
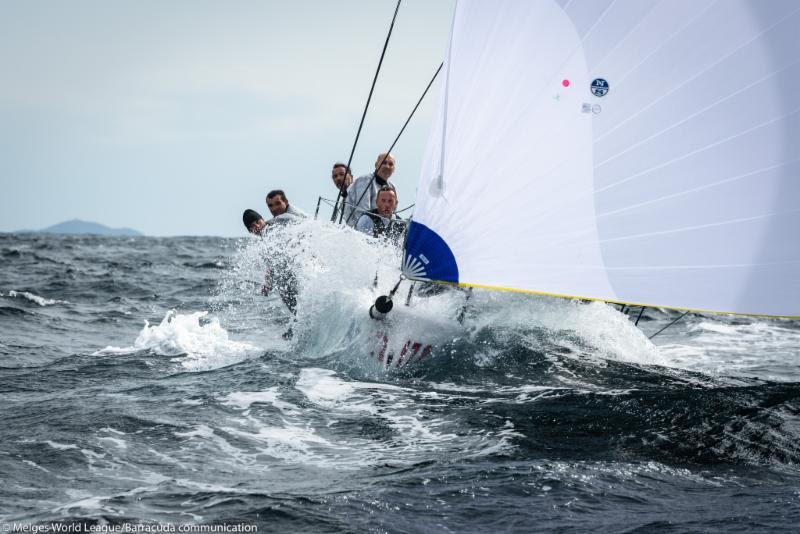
[597,2,800,143]
[594,107,800,195]
[598,207,800,243]
[595,158,800,220]
[595,59,800,169]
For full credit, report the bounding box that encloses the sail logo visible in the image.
[403,254,428,280]
[402,221,459,283]
[590,78,609,97]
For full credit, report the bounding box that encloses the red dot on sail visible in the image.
[562,79,570,87]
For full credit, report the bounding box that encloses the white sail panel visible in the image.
[404,0,800,317]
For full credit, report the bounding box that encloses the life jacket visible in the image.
[343,174,396,226]
[366,209,406,244]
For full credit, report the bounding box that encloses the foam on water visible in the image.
[46,441,79,451]
[221,389,297,413]
[658,317,800,381]
[1,290,68,306]
[94,310,262,370]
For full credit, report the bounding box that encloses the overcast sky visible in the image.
[0,0,454,236]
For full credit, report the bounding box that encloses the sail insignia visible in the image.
[402,222,459,283]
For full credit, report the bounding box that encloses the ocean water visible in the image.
[1,223,799,533]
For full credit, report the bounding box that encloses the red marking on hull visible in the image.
[417,345,433,362]
[397,342,422,367]
[371,331,435,368]
[377,333,389,363]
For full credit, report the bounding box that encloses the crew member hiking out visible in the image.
[355,186,406,245]
[241,208,299,323]
[343,152,396,227]
[266,190,307,223]
[330,163,354,221]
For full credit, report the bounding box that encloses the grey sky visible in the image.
[0,0,454,236]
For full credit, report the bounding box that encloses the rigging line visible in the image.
[320,195,415,218]
[395,203,415,214]
[343,61,444,225]
[313,196,323,219]
[457,287,473,324]
[331,0,402,223]
[635,306,646,326]
[405,281,416,306]
[649,311,690,339]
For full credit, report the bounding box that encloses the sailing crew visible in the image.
[266,190,307,223]
[343,152,396,227]
[241,208,298,319]
[332,162,353,193]
[331,163,354,220]
[243,209,267,235]
[355,186,406,245]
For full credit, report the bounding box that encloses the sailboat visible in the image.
[364,0,799,366]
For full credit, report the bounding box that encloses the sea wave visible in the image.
[1,290,68,306]
[93,310,262,370]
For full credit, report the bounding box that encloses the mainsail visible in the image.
[403,0,800,318]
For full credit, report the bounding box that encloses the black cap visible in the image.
[242,209,263,230]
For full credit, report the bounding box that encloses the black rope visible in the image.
[387,275,404,298]
[341,61,444,225]
[457,287,473,324]
[405,281,416,306]
[313,196,323,219]
[318,196,416,221]
[634,306,646,326]
[331,0,402,222]
[649,311,690,340]
[395,203,415,214]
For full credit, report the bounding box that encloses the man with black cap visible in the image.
[241,208,298,324]
[243,209,267,235]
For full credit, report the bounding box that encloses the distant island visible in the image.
[35,219,143,236]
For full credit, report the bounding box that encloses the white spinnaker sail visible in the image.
[403,0,800,318]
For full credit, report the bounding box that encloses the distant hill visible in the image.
[37,219,143,236]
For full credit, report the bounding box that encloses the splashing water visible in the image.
[2,231,799,530]
[219,218,663,375]
[94,310,262,370]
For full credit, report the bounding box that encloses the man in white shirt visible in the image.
[343,152,396,227]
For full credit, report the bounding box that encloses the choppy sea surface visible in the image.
[1,224,799,533]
